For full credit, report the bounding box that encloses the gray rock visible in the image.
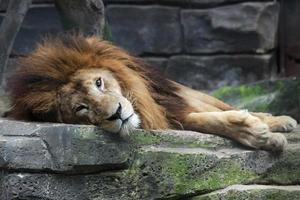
[0,89,9,116]
[143,57,168,72]
[0,0,54,11]
[12,6,62,55]
[285,0,300,48]
[103,0,271,7]
[182,2,279,53]
[166,54,274,90]
[0,119,131,173]
[0,119,299,199]
[191,185,300,200]
[212,78,300,121]
[106,5,182,55]
[1,58,19,89]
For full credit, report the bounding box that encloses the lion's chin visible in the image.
[119,113,140,135]
[102,113,140,135]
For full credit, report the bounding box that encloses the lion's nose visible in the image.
[106,103,122,121]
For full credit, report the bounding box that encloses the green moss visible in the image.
[211,79,300,120]
[128,150,258,198]
[259,148,300,184]
[212,85,265,101]
[129,130,162,145]
[129,130,234,149]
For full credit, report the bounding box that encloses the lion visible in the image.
[6,35,297,152]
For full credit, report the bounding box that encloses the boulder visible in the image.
[166,54,274,90]
[182,2,279,53]
[212,78,300,121]
[191,185,300,200]
[0,118,299,199]
[106,5,182,55]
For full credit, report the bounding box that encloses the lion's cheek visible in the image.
[129,113,141,129]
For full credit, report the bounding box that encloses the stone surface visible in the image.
[212,78,300,121]
[1,58,19,89]
[0,6,62,56]
[104,0,272,7]
[182,2,279,53]
[0,118,299,199]
[0,0,53,11]
[191,185,300,200]
[12,6,62,55]
[166,54,274,90]
[143,57,168,72]
[106,5,182,55]
[0,119,131,173]
[0,1,281,90]
[0,88,9,116]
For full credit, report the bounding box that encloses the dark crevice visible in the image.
[105,0,274,9]
[247,180,300,186]
[287,54,300,63]
[0,163,129,176]
[155,188,217,200]
[41,139,60,169]
[2,134,39,138]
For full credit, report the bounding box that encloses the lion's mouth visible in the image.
[122,113,134,125]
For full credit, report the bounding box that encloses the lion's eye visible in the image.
[95,78,104,90]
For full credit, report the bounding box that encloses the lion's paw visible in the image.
[263,132,288,152]
[269,116,297,133]
[237,115,287,152]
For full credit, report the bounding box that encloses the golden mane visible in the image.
[8,35,172,129]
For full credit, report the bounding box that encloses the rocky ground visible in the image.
[0,118,299,200]
[212,78,300,121]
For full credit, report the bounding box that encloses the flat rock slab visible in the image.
[0,118,299,199]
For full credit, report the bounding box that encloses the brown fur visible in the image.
[7,35,190,129]
[6,35,297,151]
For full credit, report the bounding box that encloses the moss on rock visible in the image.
[212,78,300,120]
[191,185,300,200]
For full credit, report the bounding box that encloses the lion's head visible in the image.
[57,68,141,134]
[7,35,169,134]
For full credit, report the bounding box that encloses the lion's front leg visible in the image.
[251,112,297,133]
[184,110,287,152]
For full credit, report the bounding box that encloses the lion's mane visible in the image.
[7,35,191,129]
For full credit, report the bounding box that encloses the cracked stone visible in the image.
[0,119,299,199]
[182,2,279,53]
[190,185,300,200]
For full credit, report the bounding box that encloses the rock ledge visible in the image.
[0,118,299,200]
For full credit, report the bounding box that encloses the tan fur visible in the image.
[6,35,297,152]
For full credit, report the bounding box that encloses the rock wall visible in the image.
[0,0,280,90]
[283,0,300,76]
[0,118,299,199]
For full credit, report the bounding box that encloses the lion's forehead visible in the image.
[71,68,122,94]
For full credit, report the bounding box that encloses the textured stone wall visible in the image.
[0,119,299,199]
[0,0,280,90]
[283,0,300,76]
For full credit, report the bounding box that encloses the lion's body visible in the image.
[7,35,297,152]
